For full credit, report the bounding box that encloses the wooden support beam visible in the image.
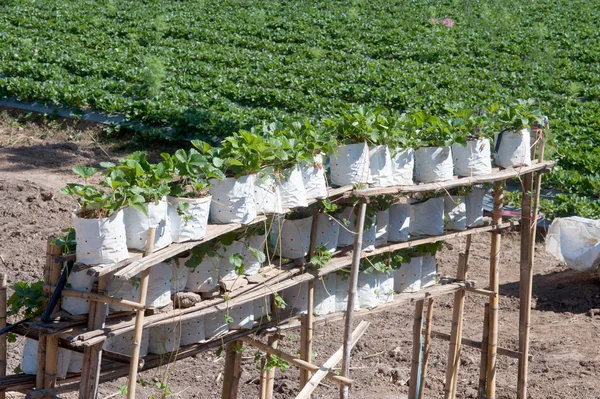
[409,299,425,399]
[222,340,243,399]
[0,273,6,399]
[463,287,497,298]
[297,320,369,399]
[339,200,367,399]
[43,239,63,389]
[478,304,490,398]
[418,298,435,399]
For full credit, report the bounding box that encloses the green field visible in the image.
[1,0,599,215]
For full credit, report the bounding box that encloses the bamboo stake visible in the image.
[0,273,6,399]
[430,330,527,360]
[418,298,435,399]
[259,356,268,399]
[486,181,503,398]
[265,334,280,399]
[478,305,490,398]
[46,285,145,310]
[300,280,315,391]
[126,228,155,399]
[222,340,243,399]
[339,200,367,399]
[409,299,425,399]
[444,253,469,399]
[43,239,63,389]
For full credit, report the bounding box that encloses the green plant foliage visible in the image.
[7,280,45,319]
[52,227,77,254]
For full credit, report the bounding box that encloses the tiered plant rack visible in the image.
[0,144,553,399]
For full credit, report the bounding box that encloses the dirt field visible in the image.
[0,112,599,399]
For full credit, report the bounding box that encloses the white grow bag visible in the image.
[444,195,467,231]
[104,330,149,357]
[337,207,356,247]
[218,240,246,281]
[421,255,437,288]
[337,207,376,251]
[180,316,206,346]
[185,253,220,293]
[369,145,394,187]
[315,213,340,253]
[466,187,486,228]
[149,322,182,355]
[452,139,492,177]
[335,273,360,313]
[68,351,84,373]
[254,168,283,215]
[494,129,532,168]
[243,234,266,276]
[282,283,308,315]
[270,216,313,259]
[410,198,445,236]
[204,309,229,339]
[72,209,128,266]
[22,338,71,378]
[357,272,380,309]
[278,166,308,209]
[301,154,328,200]
[546,217,600,271]
[209,175,257,224]
[388,202,411,242]
[330,143,370,186]
[123,197,172,251]
[108,262,172,311]
[313,274,337,315]
[390,148,415,186]
[169,258,189,294]
[394,256,422,293]
[375,209,389,246]
[228,301,254,330]
[414,146,454,183]
[254,296,271,320]
[379,271,395,305]
[61,270,98,315]
[167,195,211,243]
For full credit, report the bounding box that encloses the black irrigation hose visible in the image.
[41,260,74,323]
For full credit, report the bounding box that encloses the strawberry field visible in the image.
[0,0,599,215]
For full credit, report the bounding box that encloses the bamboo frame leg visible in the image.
[444,253,469,399]
[0,273,6,399]
[222,340,243,399]
[409,299,425,399]
[43,240,63,389]
[339,200,367,399]
[478,304,490,398]
[263,334,280,399]
[418,298,435,399]
[486,182,503,399]
[259,356,268,399]
[300,280,315,392]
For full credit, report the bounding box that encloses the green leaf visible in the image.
[72,165,97,179]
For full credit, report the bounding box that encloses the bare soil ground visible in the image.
[0,112,599,399]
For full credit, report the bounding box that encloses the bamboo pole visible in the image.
[300,280,315,391]
[265,334,280,399]
[0,273,6,399]
[478,304,490,398]
[43,239,63,389]
[444,253,469,399]
[486,181,503,398]
[430,330,527,360]
[409,299,425,399]
[418,298,435,399]
[222,340,243,399]
[126,228,155,399]
[46,285,145,310]
[339,200,367,399]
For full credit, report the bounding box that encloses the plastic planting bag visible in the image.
[369,145,394,187]
[546,217,600,270]
[466,187,486,228]
[315,213,340,253]
[209,175,257,224]
[68,351,84,373]
[270,216,313,259]
[337,207,376,251]
[421,255,437,288]
[414,146,454,183]
[185,253,220,293]
[108,262,172,311]
[169,258,189,294]
[394,256,422,293]
[22,338,71,378]
[494,129,531,168]
[335,273,360,313]
[72,209,128,266]
[204,309,229,339]
[149,322,182,354]
[375,209,389,246]
[179,316,206,346]
[388,202,411,242]
[313,274,337,315]
[167,195,211,243]
[228,301,255,330]
[61,270,98,315]
[330,143,370,186]
[357,272,380,309]
[410,198,445,236]
[452,139,492,176]
[444,195,467,231]
[104,330,149,357]
[282,283,309,315]
[390,148,414,186]
[123,197,172,251]
[254,168,284,215]
[243,234,266,276]
[254,296,271,320]
[279,166,308,209]
[378,271,395,304]
[218,240,247,281]
[301,154,328,200]
[337,207,356,247]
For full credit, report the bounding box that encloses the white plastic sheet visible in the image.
[466,187,486,228]
[270,216,313,259]
[279,166,308,209]
[409,198,445,236]
[369,145,394,187]
[72,210,128,266]
[209,175,257,224]
[414,146,454,183]
[185,253,220,293]
[61,269,97,315]
[123,197,172,251]
[452,139,492,176]
[313,274,337,315]
[444,195,467,231]
[394,256,422,293]
[204,310,229,339]
[420,255,437,288]
[330,143,370,186]
[375,209,389,246]
[228,301,254,330]
[546,216,600,270]
[22,338,71,378]
[301,153,328,200]
[167,195,211,243]
[103,330,149,357]
[315,213,340,253]
[388,202,411,242]
[254,168,284,215]
[180,316,206,346]
[169,258,189,294]
[494,129,532,168]
[390,148,415,186]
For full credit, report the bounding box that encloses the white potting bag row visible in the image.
[167,195,211,243]
[394,256,422,293]
[315,213,340,253]
[209,175,257,224]
[103,329,149,357]
[546,216,600,271]
[379,272,395,305]
[204,309,229,339]
[452,139,492,177]
[22,338,71,378]
[148,321,182,355]
[420,255,437,288]
[169,257,189,294]
[369,145,394,188]
[337,207,376,251]
[494,129,532,169]
[357,271,395,309]
[414,146,454,183]
[330,143,371,186]
[243,234,266,276]
[388,202,411,243]
[390,148,415,186]
[185,253,220,293]
[254,168,284,215]
[254,296,271,320]
[123,197,172,251]
[444,195,467,231]
[466,187,486,228]
[218,240,246,281]
[61,270,99,316]
[301,154,328,200]
[335,273,359,313]
[228,301,255,330]
[108,262,172,311]
[282,283,309,315]
[375,209,389,246]
[270,216,313,259]
[279,166,308,209]
[73,209,129,267]
[313,274,337,315]
[180,316,206,346]
[410,198,444,237]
